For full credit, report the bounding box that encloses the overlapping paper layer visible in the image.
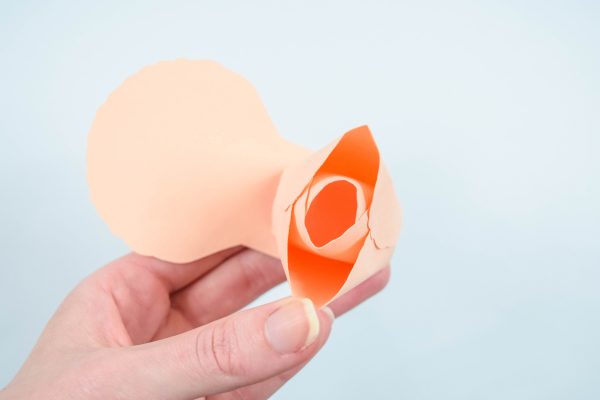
[88,59,401,307]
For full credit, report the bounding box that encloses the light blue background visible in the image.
[1,1,599,398]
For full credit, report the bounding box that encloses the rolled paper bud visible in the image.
[289,173,372,264]
[273,126,402,308]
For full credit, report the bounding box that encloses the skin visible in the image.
[1,247,390,400]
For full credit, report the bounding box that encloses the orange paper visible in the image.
[87,60,401,307]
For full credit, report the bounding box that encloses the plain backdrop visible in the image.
[1,1,599,399]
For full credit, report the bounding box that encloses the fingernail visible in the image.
[322,306,336,321]
[265,298,320,354]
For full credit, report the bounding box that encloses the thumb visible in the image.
[110,298,333,399]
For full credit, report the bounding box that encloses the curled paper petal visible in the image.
[87,59,401,309]
[272,126,402,307]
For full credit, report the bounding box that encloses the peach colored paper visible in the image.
[87,59,401,307]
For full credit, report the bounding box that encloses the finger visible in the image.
[170,249,286,328]
[208,269,390,400]
[208,356,313,400]
[110,298,333,400]
[209,309,334,400]
[111,246,244,292]
[328,266,391,317]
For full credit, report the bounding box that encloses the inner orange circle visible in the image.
[304,180,357,247]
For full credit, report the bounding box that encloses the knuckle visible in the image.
[237,253,262,292]
[195,319,247,378]
[238,252,280,292]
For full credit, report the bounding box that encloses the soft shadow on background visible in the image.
[1,1,599,399]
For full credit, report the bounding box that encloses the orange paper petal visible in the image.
[272,126,402,307]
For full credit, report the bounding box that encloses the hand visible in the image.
[2,247,390,399]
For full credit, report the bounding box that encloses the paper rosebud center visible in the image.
[288,173,371,265]
[277,125,393,309]
[304,180,357,247]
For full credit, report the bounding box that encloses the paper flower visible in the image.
[87,60,401,308]
[273,126,401,307]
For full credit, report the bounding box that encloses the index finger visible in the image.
[113,246,244,292]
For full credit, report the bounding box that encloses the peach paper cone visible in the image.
[272,126,402,307]
[87,59,402,308]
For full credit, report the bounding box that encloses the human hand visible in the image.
[2,247,390,399]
